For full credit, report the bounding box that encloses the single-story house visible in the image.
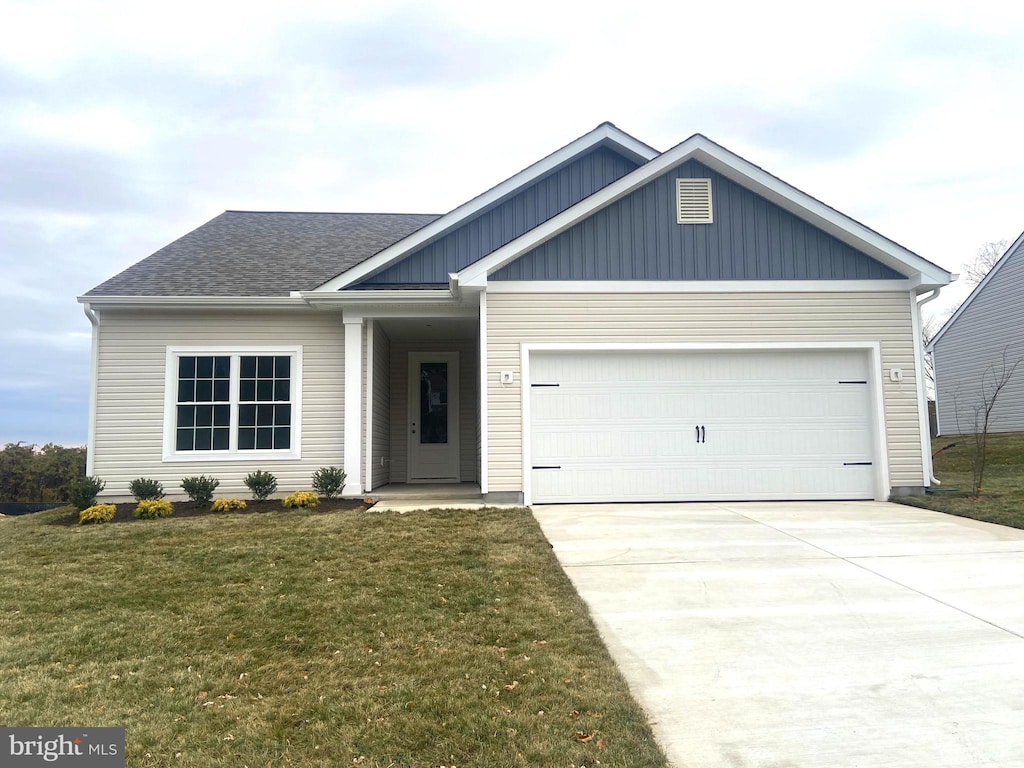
[930,231,1024,435]
[80,123,951,504]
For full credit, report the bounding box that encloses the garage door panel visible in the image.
[530,350,877,503]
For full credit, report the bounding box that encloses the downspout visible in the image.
[82,303,100,477]
[915,289,941,485]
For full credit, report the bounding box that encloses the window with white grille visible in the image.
[676,178,713,224]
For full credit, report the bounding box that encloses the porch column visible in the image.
[342,315,363,496]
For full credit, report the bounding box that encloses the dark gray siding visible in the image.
[359,146,639,286]
[492,159,903,281]
[933,235,1024,434]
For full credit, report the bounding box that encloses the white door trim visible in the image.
[408,351,461,482]
[520,341,889,504]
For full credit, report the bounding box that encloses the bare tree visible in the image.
[921,314,941,394]
[953,348,1022,495]
[961,240,1008,287]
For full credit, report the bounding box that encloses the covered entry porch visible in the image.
[340,306,481,496]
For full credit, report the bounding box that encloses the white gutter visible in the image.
[298,289,458,308]
[82,303,100,476]
[76,295,310,309]
[914,288,942,486]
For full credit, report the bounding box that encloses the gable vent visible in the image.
[676,178,713,224]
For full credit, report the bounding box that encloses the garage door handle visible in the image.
[696,425,705,444]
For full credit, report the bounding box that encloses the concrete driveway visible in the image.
[532,501,1024,768]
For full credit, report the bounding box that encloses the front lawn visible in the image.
[894,432,1024,528]
[0,506,667,767]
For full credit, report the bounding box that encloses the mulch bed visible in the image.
[53,498,373,526]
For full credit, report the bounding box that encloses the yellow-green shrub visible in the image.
[134,499,173,520]
[211,498,247,513]
[79,504,116,525]
[282,491,319,509]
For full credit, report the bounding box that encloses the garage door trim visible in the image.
[521,341,889,504]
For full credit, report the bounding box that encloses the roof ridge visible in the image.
[222,210,441,216]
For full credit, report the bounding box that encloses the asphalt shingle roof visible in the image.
[85,211,441,297]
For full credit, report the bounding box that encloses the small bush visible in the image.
[129,477,165,501]
[180,475,220,504]
[134,499,173,520]
[211,498,247,513]
[244,470,277,500]
[282,491,319,509]
[69,476,106,511]
[79,504,116,525]
[312,467,346,498]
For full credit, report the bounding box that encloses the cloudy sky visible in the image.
[2,0,1023,446]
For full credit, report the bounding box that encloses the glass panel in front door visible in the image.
[419,362,448,444]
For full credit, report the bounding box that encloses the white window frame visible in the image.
[162,345,303,462]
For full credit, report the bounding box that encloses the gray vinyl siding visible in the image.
[360,147,639,286]
[370,323,391,489]
[92,308,344,500]
[389,339,479,483]
[933,239,1024,434]
[486,291,923,494]
[492,159,903,281]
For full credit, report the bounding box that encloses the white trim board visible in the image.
[487,280,914,293]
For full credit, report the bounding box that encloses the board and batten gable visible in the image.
[933,235,1024,434]
[91,308,345,500]
[485,292,923,498]
[357,146,641,286]
[491,159,904,282]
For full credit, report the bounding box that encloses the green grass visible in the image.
[0,506,668,768]
[894,432,1024,528]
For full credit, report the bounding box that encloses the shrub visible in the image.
[180,475,220,504]
[134,499,173,520]
[312,466,346,499]
[129,477,165,501]
[211,498,247,513]
[79,504,116,525]
[69,476,106,511]
[282,491,319,509]
[244,470,277,501]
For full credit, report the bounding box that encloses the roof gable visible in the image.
[314,122,658,291]
[492,158,903,282]
[358,145,641,286]
[929,230,1024,350]
[459,134,952,290]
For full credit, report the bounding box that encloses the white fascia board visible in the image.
[459,135,952,288]
[76,295,310,309]
[313,124,659,292]
[928,228,1024,350]
[487,279,914,293]
[299,289,457,307]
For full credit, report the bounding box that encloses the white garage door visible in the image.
[529,349,877,503]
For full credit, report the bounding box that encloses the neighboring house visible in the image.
[930,232,1024,435]
[80,123,951,504]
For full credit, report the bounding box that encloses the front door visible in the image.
[408,352,460,482]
